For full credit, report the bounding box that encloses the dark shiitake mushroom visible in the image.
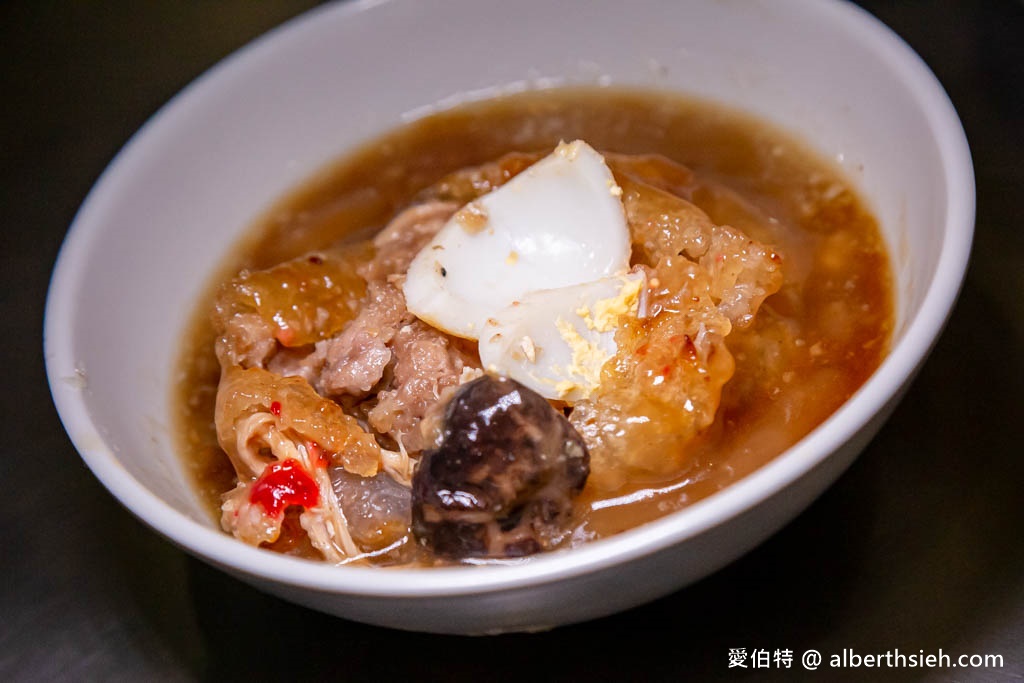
[411,374,590,558]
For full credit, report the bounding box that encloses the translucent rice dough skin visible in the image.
[214,366,380,478]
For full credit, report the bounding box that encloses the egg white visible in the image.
[403,140,630,339]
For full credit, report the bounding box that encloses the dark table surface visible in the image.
[2,1,1021,681]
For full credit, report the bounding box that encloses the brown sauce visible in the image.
[174,88,893,557]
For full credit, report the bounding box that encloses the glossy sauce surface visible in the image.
[175,88,893,556]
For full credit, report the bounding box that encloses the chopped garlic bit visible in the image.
[520,335,537,363]
[506,251,519,265]
[458,366,485,384]
[555,140,582,161]
[454,201,488,233]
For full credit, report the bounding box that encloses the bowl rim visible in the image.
[44,0,974,598]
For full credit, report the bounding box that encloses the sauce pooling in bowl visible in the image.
[175,88,893,565]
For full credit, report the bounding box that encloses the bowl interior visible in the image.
[46,0,972,594]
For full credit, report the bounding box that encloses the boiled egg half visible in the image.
[403,140,640,401]
[478,272,645,402]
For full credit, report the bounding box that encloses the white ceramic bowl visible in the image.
[45,0,973,634]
